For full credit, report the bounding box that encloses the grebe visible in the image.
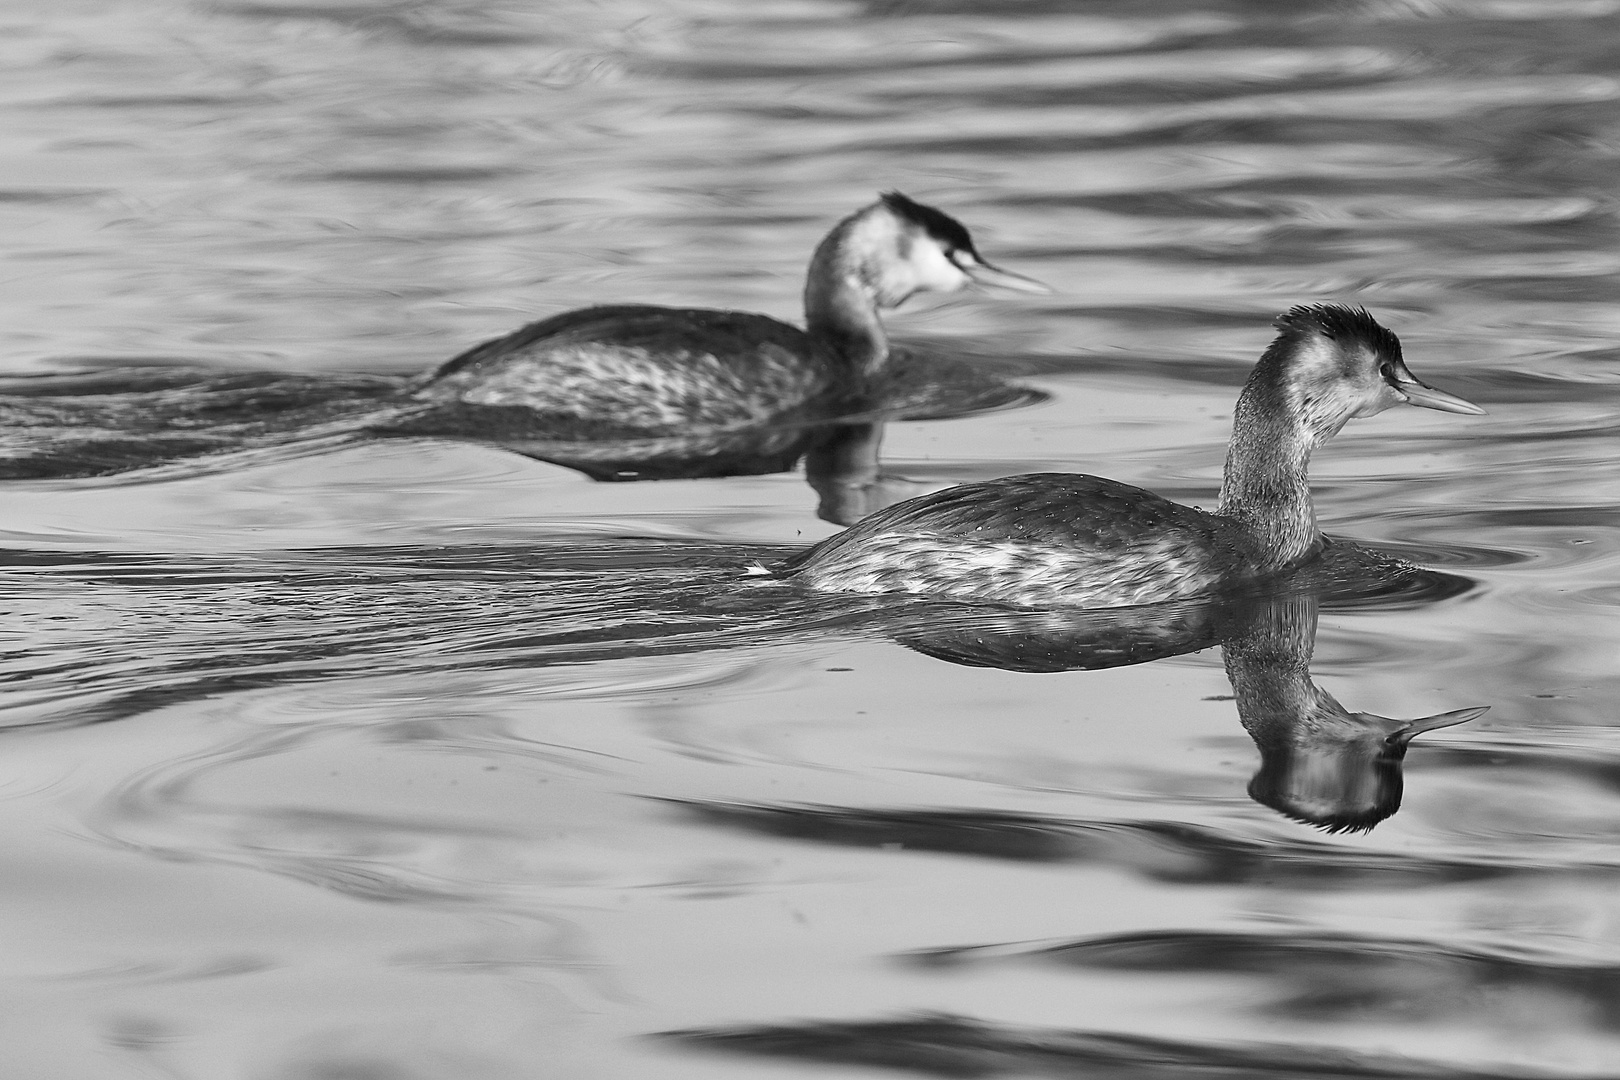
[410,192,1048,430]
[1227,593,1485,832]
[783,304,1484,608]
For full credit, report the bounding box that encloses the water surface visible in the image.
[5,1,1620,1077]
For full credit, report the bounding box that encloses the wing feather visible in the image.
[786,474,1253,608]
[416,306,825,429]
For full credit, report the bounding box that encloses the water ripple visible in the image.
[663,801,1610,888]
[659,1012,1608,1080]
[911,929,1620,1027]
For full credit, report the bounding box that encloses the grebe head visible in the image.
[1261,304,1485,442]
[848,192,1050,309]
[803,193,1048,373]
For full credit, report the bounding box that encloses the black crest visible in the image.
[1273,303,1402,361]
[880,191,978,256]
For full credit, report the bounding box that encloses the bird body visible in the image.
[784,305,1483,609]
[783,473,1259,608]
[411,193,1047,433]
[418,305,825,430]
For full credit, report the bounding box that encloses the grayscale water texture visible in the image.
[2,1,1619,1077]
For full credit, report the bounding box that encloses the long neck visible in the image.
[802,218,889,375]
[1215,370,1321,569]
[1222,595,1325,750]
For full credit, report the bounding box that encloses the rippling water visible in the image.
[6,1,1620,1077]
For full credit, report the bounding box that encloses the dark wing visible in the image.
[782,474,1257,607]
[785,473,1232,569]
[423,306,813,382]
[414,306,826,429]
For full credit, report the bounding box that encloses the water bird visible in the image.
[410,192,1049,431]
[783,304,1484,608]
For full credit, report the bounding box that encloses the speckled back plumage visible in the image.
[784,473,1261,608]
[415,304,831,431]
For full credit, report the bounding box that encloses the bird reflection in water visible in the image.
[1223,593,1484,833]
[0,375,1026,524]
[0,530,1483,836]
[379,415,940,525]
[889,547,1486,831]
[388,413,951,524]
[803,422,938,526]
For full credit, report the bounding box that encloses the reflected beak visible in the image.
[962,258,1052,295]
[1395,376,1486,416]
[1385,705,1489,748]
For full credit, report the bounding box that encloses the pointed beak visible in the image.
[1399,380,1486,415]
[961,258,1052,295]
[1385,705,1489,748]
[1391,371,1486,415]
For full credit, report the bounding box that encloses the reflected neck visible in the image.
[802,218,889,375]
[1216,372,1321,569]
[806,423,884,525]
[1222,596,1324,748]
[1224,595,1403,832]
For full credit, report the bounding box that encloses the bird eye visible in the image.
[1379,361,1396,383]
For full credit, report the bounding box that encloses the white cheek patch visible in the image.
[1291,335,1344,381]
[907,240,970,293]
[1298,381,1363,433]
[872,244,968,306]
[1290,338,1393,426]
[1351,384,1403,419]
[857,212,971,304]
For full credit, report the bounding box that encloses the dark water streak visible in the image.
[660,1012,1612,1080]
[912,929,1620,1030]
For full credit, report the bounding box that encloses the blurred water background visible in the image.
[5,1,1620,1076]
